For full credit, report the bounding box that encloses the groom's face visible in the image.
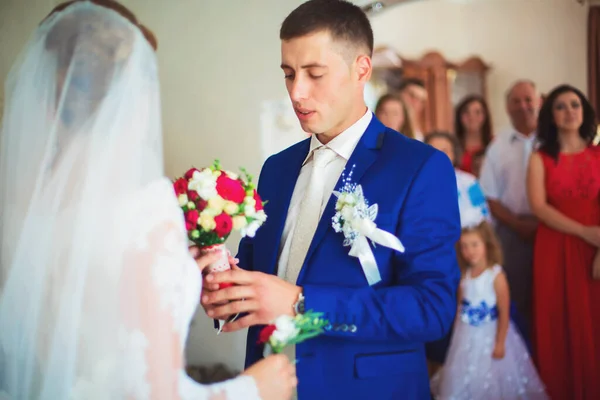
[281,30,364,136]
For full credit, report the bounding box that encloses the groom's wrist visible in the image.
[292,289,305,316]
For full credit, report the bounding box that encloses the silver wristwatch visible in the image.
[293,291,305,315]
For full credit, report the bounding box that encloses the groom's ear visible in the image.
[354,54,372,83]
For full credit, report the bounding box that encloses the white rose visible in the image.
[177,194,189,207]
[232,215,247,230]
[271,315,299,343]
[341,205,355,222]
[224,201,239,215]
[244,204,257,217]
[208,195,226,214]
[241,220,261,238]
[244,196,256,206]
[188,169,218,200]
[345,194,357,206]
[212,170,222,178]
[226,171,239,180]
[254,210,267,223]
[202,207,219,217]
[198,211,216,231]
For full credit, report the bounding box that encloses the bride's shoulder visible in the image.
[120,178,181,221]
[141,177,177,200]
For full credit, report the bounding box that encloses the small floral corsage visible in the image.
[259,312,329,356]
[332,166,405,285]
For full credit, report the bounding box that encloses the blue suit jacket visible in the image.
[237,116,461,399]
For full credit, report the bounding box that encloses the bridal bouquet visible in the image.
[173,160,267,288]
[258,312,329,356]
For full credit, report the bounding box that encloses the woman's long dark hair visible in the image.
[454,95,493,151]
[537,84,597,162]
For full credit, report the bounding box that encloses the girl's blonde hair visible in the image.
[456,220,503,272]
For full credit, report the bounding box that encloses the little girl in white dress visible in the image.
[431,221,548,399]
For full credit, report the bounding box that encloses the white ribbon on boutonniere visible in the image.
[331,167,405,286]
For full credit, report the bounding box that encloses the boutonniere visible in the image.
[331,166,405,285]
[259,312,329,357]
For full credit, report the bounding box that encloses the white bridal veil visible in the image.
[0,1,166,397]
[0,3,261,398]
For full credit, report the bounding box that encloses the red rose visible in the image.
[184,167,200,180]
[188,190,200,202]
[184,210,199,232]
[253,190,263,211]
[258,324,276,344]
[197,199,208,211]
[214,213,233,238]
[174,178,188,195]
[216,175,246,204]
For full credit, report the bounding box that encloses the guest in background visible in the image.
[470,149,486,179]
[430,221,547,400]
[426,132,490,225]
[424,132,490,375]
[527,84,600,400]
[374,93,415,138]
[454,95,493,173]
[479,80,541,340]
[399,78,427,141]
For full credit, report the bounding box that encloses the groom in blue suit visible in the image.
[201,1,460,398]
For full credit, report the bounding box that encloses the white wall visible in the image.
[370,0,589,133]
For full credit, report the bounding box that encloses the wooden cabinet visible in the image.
[371,47,490,134]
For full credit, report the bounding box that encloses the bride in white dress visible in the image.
[0,1,296,399]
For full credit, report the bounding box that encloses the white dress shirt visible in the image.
[276,111,373,280]
[479,128,536,215]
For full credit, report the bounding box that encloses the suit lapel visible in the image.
[296,116,386,283]
[262,139,310,276]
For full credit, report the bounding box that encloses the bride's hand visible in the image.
[188,246,220,274]
[242,354,297,400]
[190,246,238,316]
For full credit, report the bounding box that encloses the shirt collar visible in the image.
[510,127,536,143]
[303,110,372,166]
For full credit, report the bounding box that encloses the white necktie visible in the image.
[285,146,336,284]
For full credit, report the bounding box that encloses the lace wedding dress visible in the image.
[64,178,261,400]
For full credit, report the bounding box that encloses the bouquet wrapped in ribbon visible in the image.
[173,160,267,330]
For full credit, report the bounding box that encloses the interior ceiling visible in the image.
[352,0,588,13]
[350,0,423,14]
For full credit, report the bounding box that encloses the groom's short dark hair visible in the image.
[280,0,374,57]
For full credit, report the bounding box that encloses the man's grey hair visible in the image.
[505,79,537,101]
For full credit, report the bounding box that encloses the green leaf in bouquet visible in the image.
[211,159,222,172]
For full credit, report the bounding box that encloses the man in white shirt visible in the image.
[201,1,460,398]
[479,80,542,338]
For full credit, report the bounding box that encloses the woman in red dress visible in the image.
[527,84,600,399]
[454,95,493,174]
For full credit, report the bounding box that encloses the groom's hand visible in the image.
[190,245,239,317]
[201,269,302,332]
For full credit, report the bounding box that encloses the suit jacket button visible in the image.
[340,324,348,332]
[349,324,357,333]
